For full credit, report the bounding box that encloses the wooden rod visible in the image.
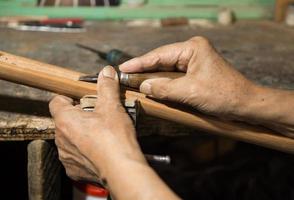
[0,51,83,80]
[126,91,294,154]
[0,61,96,98]
[0,52,294,154]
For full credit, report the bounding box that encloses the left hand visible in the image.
[119,37,256,120]
[49,66,146,183]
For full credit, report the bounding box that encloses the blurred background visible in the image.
[0,0,293,23]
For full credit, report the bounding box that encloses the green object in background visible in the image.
[0,0,275,20]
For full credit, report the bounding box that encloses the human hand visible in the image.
[49,66,146,183]
[119,36,257,119]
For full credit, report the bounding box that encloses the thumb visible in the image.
[95,66,120,110]
[140,77,188,102]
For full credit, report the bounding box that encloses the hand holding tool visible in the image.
[79,71,185,88]
[76,44,184,88]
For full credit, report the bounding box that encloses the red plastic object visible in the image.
[73,182,109,197]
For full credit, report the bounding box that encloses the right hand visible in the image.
[119,36,257,119]
[49,66,146,183]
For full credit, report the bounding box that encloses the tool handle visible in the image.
[121,72,185,88]
[107,49,133,66]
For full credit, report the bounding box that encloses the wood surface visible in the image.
[27,140,61,200]
[124,72,184,88]
[1,51,294,154]
[0,117,55,141]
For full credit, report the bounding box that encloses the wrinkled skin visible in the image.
[120,36,294,136]
[120,36,255,119]
[50,36,294,200]
[50,66,180,200]
[49,68,146,183]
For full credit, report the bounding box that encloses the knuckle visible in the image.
[95,96,108,111]
[52,95,64,102]
[138,48,166,71]
[57,150,67,161]
[65,169,76,179]
[58,153,75,166]
[188,36,211,47]
[64,165,88,181]
[53,109,78,131]
[99,85,119,100]
[58,153,64,162]
[54,115,70,132]
[50,95,67,105]
[96,97,122,112]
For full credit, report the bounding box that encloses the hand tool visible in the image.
[79,71,185,88]
[8,18,85,33]
[145,154,171,165]
[1,51,294,154]
[76,44,133,66]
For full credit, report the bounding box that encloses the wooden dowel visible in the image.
[126,91,294,154]
[0,52,294,154]
[0,51,83,80]
[0,61,96,98]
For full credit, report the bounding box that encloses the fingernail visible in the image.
[140,81,152,94]
[102,66,116,79]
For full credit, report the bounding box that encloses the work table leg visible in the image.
[27,140,62,200]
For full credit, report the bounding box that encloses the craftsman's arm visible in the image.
[119,36,294,138]
[240,86,294,138]
[49,66,180,200]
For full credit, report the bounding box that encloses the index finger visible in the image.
[49,95,75,117]
[119,41,193,73]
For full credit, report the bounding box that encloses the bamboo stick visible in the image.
[128,91,294,154]
[0,52,294,154]
[0,51,83,80]
[0,61,96,98]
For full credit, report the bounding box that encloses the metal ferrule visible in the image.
[119,72,129,86]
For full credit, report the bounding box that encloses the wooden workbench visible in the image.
[0,20,294,140]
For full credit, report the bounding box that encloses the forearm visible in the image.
[239,85,294,137]
[97,157,181,200]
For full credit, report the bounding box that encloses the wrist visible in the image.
[87,140,147,179]
[236,84,293,126]
[232,83,267,122]
[96,158,180,200]
[98,153,148,184]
